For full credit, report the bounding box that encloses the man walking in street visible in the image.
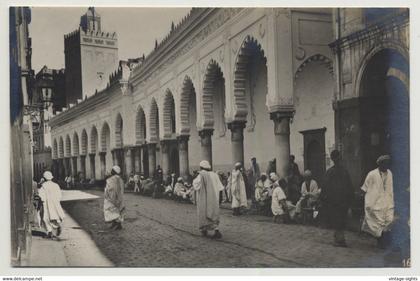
[38,171,65,239]
[321,150,353,247]
[231,162,248,216]
[361,155,394,249]
[192,160,224,239]
[104,166,125,230]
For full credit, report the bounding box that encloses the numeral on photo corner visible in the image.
[402,258,411,267]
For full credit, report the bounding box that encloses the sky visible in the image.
[29,7,191,73]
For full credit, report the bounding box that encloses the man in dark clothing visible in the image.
[321,150,354,247]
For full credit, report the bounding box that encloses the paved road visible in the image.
[61,189,404,267]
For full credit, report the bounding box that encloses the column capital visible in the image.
[177,135,189,151]
[177,135,190,142]
[198,128,214,138]
[99,151,107,156]
[147,143,157,149]
[269,110,295,122]
[88,152,96,157]
[227,121,246,131]
[270,110,294,136]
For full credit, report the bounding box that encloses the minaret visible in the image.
[64,7,118,105]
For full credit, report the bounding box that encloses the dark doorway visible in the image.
[169,140,179,176]
[359,48,409,257]
[142,146,149,177]
[300,128,326,184]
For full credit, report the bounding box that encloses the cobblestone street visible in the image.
[60,189,403,268]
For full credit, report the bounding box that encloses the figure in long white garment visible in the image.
[104,166,125,230]
[361,155,395,249]
[192,160,224,239]
[38,171,65,239]
[231,162,247,216]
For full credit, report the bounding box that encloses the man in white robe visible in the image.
[104,166,125,230]
[295,170,320,215]
[230,162,248,216]
[192,160,224,239]
[38,171,65,238]
[361,155,394,248]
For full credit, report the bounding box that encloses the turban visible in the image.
[199,160,211,170]
[112,165,121,174]
[177,177,183,182]
[234,162,242,168]
[377,155,391,164]
[270,172,279,182]
[303,170,312,178]
[43,171,54,181]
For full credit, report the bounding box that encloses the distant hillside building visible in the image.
[64,7,118,105]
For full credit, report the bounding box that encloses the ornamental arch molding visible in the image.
[114,113,124,149]
[162,89,176,139]
[294,54,334,82]
[201,59,226,129]
[178,75,196,135]
[232,35,267,122]
[72,132,80,156]
[80,129,88,156]
[354,41,409,98]
[53,138,58,159]
[100,122,111,152]
[148,97,160,143]
[65,135,71,157]
[90,126,99,154]
[58,137,64,158]
[135,105,147,144]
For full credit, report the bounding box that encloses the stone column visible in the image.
[178,135,189,180]
[124,147,133,178]
[148,143,157,178]
[99,152,107,179]
[142,145,149,177]
[134,146,141,174]
[72,156,78,177]
[63,158,69,177]
[112,150,117,166]
[199,129,213,167]
[59,159,64,179]
[89,153,96,180]
[270,111,293,179]
[160,140,171,179]
[80,155,86,180]
[228,121,246,166]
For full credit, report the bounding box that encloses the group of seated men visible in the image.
[125,172,195,202]
[124,165,321,224]
[254,170,321,223]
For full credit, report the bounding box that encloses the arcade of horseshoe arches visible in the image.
[49,8,409,187]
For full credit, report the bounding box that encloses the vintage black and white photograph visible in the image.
[9,6,410,269]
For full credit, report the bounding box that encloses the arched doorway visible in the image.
[359,47,409,254]
[234,36,272,174]
[162,90,178,177]
[115,113,124,173]
[359,48,409,179]
[293,55,335,178]
[179,76,199,174]
[201,60,227,169]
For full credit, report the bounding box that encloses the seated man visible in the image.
[255,173,271,215]
[133,173,140,193]
[126,173,135,190]
[270,175,296,223]
[163,184,174,198]
[173,177,190,200]
[295,170,321,217]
